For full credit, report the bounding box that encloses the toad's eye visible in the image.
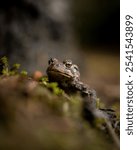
[63,60,72,68]
[48,59,53,65]
[48,58,58,65]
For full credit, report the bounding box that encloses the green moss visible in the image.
[39,76,64,95]
[0,56,9,75]
[46,82,64,95]
[0,56,28,76]
[20,70,28,76]
[39,76,48,85]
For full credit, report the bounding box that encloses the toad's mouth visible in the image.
[47,70,72,79]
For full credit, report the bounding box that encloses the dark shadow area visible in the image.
[71,0,120,52]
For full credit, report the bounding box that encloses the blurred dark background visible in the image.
[0,0,120,104]
[71,0,120,47]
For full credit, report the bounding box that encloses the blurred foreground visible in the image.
[0,73,119,150]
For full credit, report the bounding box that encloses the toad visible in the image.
[47,58,97,107]
[46,58,119,137]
